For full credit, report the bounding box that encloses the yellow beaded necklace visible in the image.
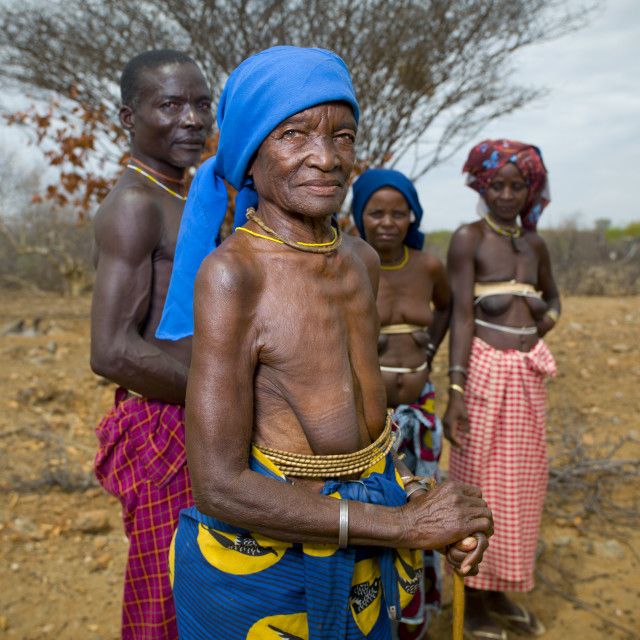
[236,208,342,254]
[483,214,524,252]
[126,165,186,201]
[483,214,521,238]
[380,245,409,270]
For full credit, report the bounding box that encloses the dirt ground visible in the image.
[0,292,638,640]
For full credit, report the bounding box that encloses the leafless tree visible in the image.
[0,0,592,178]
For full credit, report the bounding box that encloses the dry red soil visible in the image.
[0,293,638,639]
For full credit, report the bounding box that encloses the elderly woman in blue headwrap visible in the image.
[352,169,451,639]
[158,46,492,640]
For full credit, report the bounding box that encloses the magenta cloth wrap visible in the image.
[95,387,192,640]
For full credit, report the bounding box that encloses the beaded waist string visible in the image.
[254,412,394,479]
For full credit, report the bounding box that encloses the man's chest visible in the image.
[150,206,183,265]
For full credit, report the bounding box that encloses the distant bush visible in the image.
[424,230,451,263]
[605,222,640,242]
[2,211,637,297]
[541,222,639,295]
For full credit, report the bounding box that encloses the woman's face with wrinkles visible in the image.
[249,102,357,219]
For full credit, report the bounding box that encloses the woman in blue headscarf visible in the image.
[160,47,492,640]
[352,169,451,638]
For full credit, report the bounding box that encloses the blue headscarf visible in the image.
[351,169,424,250]
[156,46,360,340]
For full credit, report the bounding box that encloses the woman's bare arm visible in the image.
[427,255,451,355]
[532,234,561,336]
[443,225,481,447]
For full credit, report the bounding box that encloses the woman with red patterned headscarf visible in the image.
[443,139,561,639]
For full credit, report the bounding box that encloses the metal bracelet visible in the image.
[405,483,427,499]
[545,308,560,323]
[401,474,430,486]
[338,500,349,548]
[448,365,468,378]
[448,383,465,396]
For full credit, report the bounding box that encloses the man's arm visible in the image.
[90,189,188,403]
[186,248,493,550]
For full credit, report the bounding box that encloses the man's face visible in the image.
[484,162,529,223]
[362,187,412,251]
[249,102,357,218]
[122,62,213,168]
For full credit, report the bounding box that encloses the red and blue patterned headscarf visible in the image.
[462,139,550,231]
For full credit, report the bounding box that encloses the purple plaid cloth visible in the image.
[95,388,192,640]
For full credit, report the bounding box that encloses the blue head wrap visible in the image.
[156,45,360,340]
[351,168,425,250]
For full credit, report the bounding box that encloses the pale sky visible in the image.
[2,0,638,232]
[413,0,640,231]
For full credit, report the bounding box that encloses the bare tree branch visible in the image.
[0,0,594,179]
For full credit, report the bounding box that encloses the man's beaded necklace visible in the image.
[126,164,186,201]
[127,157,186,185]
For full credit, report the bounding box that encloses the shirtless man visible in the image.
[90,50,213,640]
[161,45,492,640]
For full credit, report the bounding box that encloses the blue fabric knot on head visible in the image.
[156,45,360,340]
[351,168,425,250]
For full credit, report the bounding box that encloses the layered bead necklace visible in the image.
[483,214,522,252]
[236,208,342,254]
[126,158,187,201]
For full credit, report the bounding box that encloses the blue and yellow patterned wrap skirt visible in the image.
[169,448,422,639]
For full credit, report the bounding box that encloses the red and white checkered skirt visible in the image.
[448,337,556,592]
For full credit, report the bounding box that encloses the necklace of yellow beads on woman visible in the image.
[380,245,409,270]
[483,214,523,252]
[236,208,342,254]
